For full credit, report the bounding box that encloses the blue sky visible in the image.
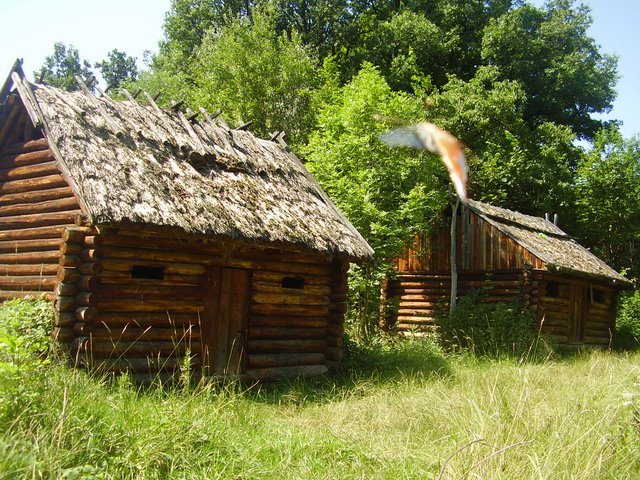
[1,0,637,138]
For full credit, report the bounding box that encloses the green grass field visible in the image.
[1,336,639,479]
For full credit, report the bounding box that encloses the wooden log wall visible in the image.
[385,272,527,333]
[0,103,81,303]
[534,273,617,346]
[61,227,348,380]
[584,285,616,346]
[394,209,545,274]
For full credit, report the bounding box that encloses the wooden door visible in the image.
[567,282,587,343]
[203,267,251,376]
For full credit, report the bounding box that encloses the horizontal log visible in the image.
[83,235,102,247]
[0,187,74,209]
[101,258,206,277]
[251,292,329,306]
[1,138,49,156]
[242,364,328,381]
[584,335,609,345]
[248,326,327,340]
[325,323,344,337]
[60,255,81,268]
[80,248,103,262]
[251,280,331,296]
[328,302,347,314]
[0,174,69,195]
[55,282,77,297]
[396,316,436,325]
[324,347,342,361]
[0,263,59,276]
[84,325,201,342]
[0,291,54,301]
[252,270,332,286]
[75,306,98,322]
[0,250,59,265]
[100,245,332,276]
[57,267,79,283]
[247,338,326,354]
[78,262,102,275]
[87,340,200,356]
[55,296,77,312]
[0,225,66,242]
[99,273,203,287]
[0,160,60,182]
[60,242,83,256]
[0,145,52,167]
[0,237,61,254]
[93,356,201,373]
[77,275,100,291]
[54,311,75,327]
[91,312,201,328]
[95,297,205,313]
[0,275,55,289]
[97,283,203,301]
[0,210,80,230]
[247,353,326,369]
[250,303,329,317]
[75,292,95,306]
[326,335,342,347]
[585,327,613,337]
[249,315,328,328]
[0,196,78,218]
[52,327,74,343]
[102,230,330,265]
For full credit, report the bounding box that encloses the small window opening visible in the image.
[282,277,305,289]
[131,265,165,280]
[545,281,560,298]
[591,287,606,304]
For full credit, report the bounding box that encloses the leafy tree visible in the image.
[95,49,138,90]
[575,128,640,278]
[35,43,93,91]
[192,4,318,145]
[481,0,618,139]
[304,65,451,335]
[419,66,580,218]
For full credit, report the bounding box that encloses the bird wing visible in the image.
[380,122,468,203]
[378,127,424,150]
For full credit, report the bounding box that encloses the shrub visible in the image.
[436,290,554,360]
[342,333,450,378]
[615,289,640,349]
[0,297,55,420]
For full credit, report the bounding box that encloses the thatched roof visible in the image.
[5,67,373,261]
[466,199,631,286]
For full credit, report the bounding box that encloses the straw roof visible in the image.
[7,71,373,261]
[466,199,631,286]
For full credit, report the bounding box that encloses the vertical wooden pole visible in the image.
[450,199,459,316]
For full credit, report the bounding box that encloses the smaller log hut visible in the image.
[0,60,374,381]
[383,199,633,346]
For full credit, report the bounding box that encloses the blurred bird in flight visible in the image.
[380,121,468,203]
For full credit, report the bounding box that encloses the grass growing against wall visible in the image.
[1,299,640,478]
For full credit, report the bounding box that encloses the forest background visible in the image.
[31,0,640,335]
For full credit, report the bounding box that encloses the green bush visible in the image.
[342,333,450,378]
[437,291,554,360]
[0,297,55,420]
[615,289,640,349]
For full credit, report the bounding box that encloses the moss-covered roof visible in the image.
[6,71,373,261]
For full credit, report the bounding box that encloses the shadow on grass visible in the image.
[244,335,453,406]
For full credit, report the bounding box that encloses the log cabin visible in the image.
[382,199,633,346]
[0,60,374,381]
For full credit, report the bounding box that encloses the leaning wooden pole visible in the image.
[450,198,459,316]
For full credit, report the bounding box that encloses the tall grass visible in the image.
[1,299,639,478]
